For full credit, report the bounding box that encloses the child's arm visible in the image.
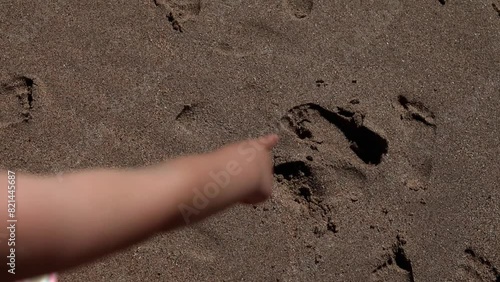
[0,134,278,281]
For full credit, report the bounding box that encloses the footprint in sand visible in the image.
[275,102,384,235]
[274,160,322,203]
[493,3,500,18]
[0,76,42,129]
[172,102,219,141]
[274,159,340,235]
[395,95,437,191]
[154,0,201,32]
[284,0,313,19]
[281,103,388,165]
[456,248,500,282]
[274,159,367,202]
[371,236,415,282]
[173,103,202,135]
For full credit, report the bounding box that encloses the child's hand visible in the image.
[219,134,280,204]
[8,134,279,281]
[169,134,280,224]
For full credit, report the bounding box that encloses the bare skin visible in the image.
[0,134,279,281]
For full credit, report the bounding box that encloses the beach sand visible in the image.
[1,0,499,281]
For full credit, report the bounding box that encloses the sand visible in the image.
[1,0,499,281]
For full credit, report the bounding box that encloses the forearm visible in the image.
[4,166,184,280]
[0,134,278,281]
